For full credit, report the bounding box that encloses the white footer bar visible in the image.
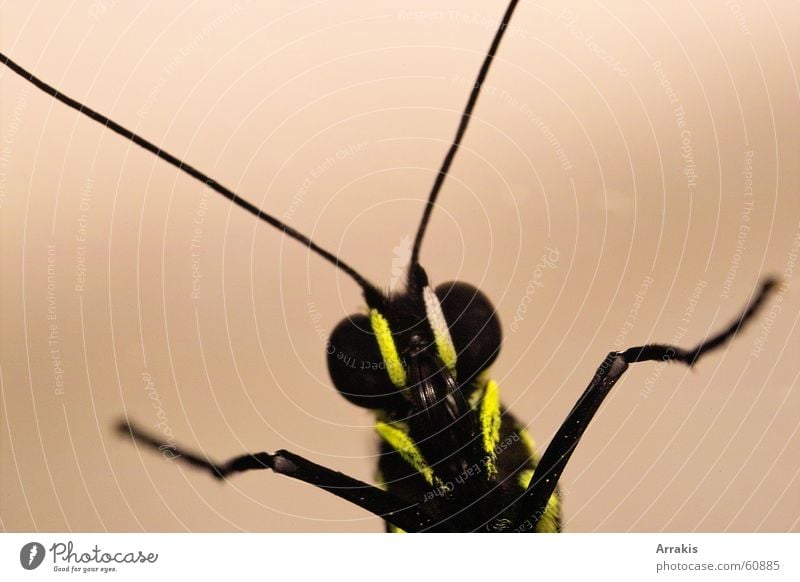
[2,533,798,581]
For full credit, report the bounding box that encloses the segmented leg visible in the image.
[118,421,451,532]
[514,278,778,531]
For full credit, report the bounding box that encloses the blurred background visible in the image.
[1,0,798,532]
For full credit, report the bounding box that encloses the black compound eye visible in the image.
[435,282,502,383]
[327,315,406,410]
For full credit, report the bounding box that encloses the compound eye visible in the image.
[327,315,406,410]
[435,282,502,383]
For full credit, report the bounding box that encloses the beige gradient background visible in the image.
[1,1,799,533]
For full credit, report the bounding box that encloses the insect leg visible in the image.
[117,421,450,532]
[513,278,778,532]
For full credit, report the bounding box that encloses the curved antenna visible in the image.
[0,53,382,301]
[410,0,520,267]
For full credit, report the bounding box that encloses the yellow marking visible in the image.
[434,331,457,374]
[369,309,406,387]
[468,380,486,410]
[517,432,560,533]
[479,379,501,479]
[519,427,537,455]
[375,469,408,533]
[376,421,439,487]
[518,468,535,490]
[536,493,561,533]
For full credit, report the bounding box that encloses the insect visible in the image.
[3,2,794,532]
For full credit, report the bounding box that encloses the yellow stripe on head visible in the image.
[480,379,502,479]
[369,309,406,387]
[376,421,439,486]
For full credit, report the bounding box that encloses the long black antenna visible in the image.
[0,53,381,299]
[410,0,520,267]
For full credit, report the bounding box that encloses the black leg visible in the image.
[513,278,778,532]
[117,421,451,532]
